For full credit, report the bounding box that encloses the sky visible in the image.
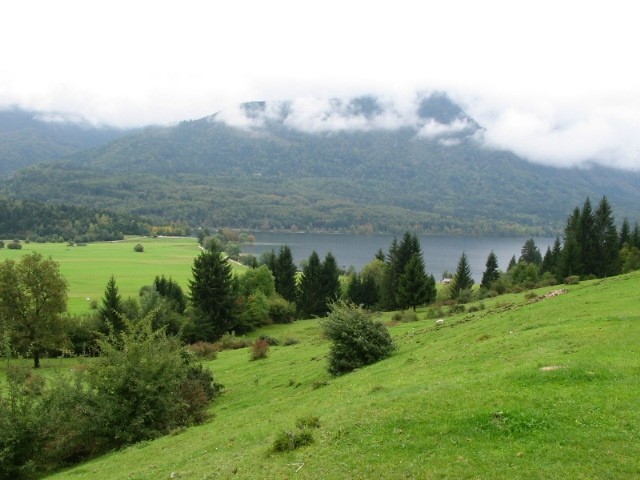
[1,0,640,170]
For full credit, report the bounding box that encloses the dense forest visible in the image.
[0,197,155,241]
[2,95,639,236]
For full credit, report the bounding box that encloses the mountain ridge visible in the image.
[1,94,639,235]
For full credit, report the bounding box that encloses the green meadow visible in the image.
[0,237,247,313]
[27,270,640,479]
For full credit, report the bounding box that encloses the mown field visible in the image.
[0,237,247,313]
[19,270,638,479]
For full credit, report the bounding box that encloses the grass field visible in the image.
[22,271,639,479]
[0,237,246,313]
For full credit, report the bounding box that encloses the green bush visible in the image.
[271,428,314,453]
[391,310,418,322]
[268,295,296,324]
[133,243,144,252]
[322,302,395,375]
[564,275,580,285]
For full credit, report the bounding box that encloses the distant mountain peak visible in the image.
[215,92,479,139]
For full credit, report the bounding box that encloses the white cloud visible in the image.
[1,0,639,169]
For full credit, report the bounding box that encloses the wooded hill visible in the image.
[2,95,639,235]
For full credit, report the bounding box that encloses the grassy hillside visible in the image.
[41,271,640,479]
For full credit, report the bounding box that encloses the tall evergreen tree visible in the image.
[100,275,125,334]
[396,253,436,311]
[507,255,517,271]
[632,223,640,249]
[320,252,341,307]
[275,245,297,303]
[619,217,631,248]
[154,275,186,314]
[519,238,542,265]
[593,196,619,277]
[579,197,596,275]
[297,251,324,318]
[480,251,500,290]
[559,207,582,280]
[450,252,474,299]
[380,237,400,310]
[188,244,236,341]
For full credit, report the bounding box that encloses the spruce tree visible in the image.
[396,253,436,311]
[579,197,596,275]
[100,275,125,333]
[297,251,324,318]
[620,218,631,248]
[188,244,236,341]
[480,251,500,290]
[593,196,619,277]
[507,255,517,271]
[450,252,474,299]
[519,238,542,265]
[275,245,297,303]
[320,252,341,307]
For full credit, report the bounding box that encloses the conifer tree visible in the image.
[507,255,517,271]
[480,251,500,290]
[320,252,341,308]
[100,275,125,334]
[619,218,631,248]
[579,197,596,275]
[188,244,236,341]
[275,245,297,303]
[593,196,619,277]
[297,251,324,318]
[396,253,436,311]
[519,238,542,265]
[450,252,474,299]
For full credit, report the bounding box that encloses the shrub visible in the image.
[322,301,395,375]
[271,428,314,453]
[564,275,580,285]
[250,338,270,360]
[215,332,251,350]
[133,243,144,252]
[283,337,300,346]
[391,310,418,323]
[7,240,22,250]
[258,335,280,346]
[187,341,219,359]
[268,295,296,324]
[0,240,4,248]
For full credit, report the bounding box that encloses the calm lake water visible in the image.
[243,232,555,282]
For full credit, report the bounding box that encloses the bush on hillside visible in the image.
[322,301,395,375]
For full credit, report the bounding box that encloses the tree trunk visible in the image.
[33,350,40,369]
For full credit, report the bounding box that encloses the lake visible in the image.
[242,232,555,282]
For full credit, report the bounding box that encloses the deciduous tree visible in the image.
[0,252,68,368]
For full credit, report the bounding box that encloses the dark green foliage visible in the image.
[238,265,276,297]
[322,302,395,375]
[507,255,517,271]
[297,251,325,318]
[275,245,297,303]
[619,218,631,247]
[481,251,500,290]
[0,198,147,242]
[396,253,436,311]
[381,233,425,310]
[99,275,125,334]
[346,273,379,309]
[188,245,237,342]
[519,238,542,265]
[450,252,474,299]
[320,252,341,306]
[271,428,315,453]
[592,196,619,277]
[133,243,144,252]
[153,275,187,314]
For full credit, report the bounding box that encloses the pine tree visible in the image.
[507,255,517,271]
[275,245,297,303]
[320,252,341,308]
[619,218,631,248]
[519,238,542,265]
[297,251,324,318]
[100,275,125,334]
[188,244,236,341]
[396,253,436,311]
[480,251,500,290]
[593,196,619,277]
[579,197,596,275]
[450,252,474,299]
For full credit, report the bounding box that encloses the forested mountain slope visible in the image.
[2,95,639,235]
[0,108,131,176]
